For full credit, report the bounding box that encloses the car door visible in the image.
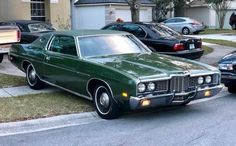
[43,35,84,92]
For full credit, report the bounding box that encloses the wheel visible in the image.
[228,86,236,93]
[182,27,190,35]
[26,64,45,90]
[93,84,120,119]
[0,54,3,63]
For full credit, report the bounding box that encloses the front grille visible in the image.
[170,76,189,92]
[155,80,168,92]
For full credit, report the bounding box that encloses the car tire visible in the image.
[26,64,45,90]
[228,86,236,93]
[93,84,120,119]
[182,27,190,35]
[0,54,3,63]
[193,31,199,35]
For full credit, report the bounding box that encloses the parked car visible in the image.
[9,30,222,119]
[102,22,204,59]
[218,51,236,93]
[0,20,55,43]
[162,17,205,35]
[0,25,20,63]
[229,12,236,30]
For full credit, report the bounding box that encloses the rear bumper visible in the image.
[129,84,222,110]
[159,48,204,60]
[0,44,11,54]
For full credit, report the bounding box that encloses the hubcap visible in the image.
[99,93,110,108]
[27,66,37,85]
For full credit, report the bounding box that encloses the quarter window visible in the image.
[30,0,45,21]
[122,24,146,38]
[49,36,77,56]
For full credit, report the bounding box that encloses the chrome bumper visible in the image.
[129,85,222,110]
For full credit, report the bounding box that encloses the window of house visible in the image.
[49,36,78,56]
[31,0,46,21]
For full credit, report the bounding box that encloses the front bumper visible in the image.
[129,84,222,110]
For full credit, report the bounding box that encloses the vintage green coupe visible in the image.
[9,30,222,119]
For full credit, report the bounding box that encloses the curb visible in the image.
[0,111,102,137]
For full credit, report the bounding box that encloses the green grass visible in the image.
[0,92,94,123]
[0,73,27,88]
[200,29,236,34]
[202,45,214,55]
[203,39,236,48]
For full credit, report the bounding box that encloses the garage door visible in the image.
[115,8,152,22]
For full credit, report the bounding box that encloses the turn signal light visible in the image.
[204,90,211,97]
[141,99,151,107]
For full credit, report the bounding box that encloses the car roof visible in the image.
[49,30,130,37]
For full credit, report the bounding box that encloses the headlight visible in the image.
[198,76,204,85]
[218,63,233,70]
[147,82,155,91]
[138,83,146,92]
[205,76,212,83]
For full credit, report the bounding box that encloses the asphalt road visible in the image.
[0,91,236,146]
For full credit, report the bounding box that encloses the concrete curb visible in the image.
[0,112,102,137]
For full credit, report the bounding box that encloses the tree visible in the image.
[153,0,172,22]
[126,0,140,22]
[206,0,231,29]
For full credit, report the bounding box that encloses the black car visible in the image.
[218,51,236,93]
[0,20,56,43]
[102,22,204,59]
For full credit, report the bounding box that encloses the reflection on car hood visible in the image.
[89,53,218,80]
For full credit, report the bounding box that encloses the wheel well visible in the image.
[22,61,31,72]
[87,79,111,97]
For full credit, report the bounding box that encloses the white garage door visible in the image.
[115,8,152,22]
[76,6,105,29]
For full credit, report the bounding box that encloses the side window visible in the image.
[175,18,185,23]
[105,25,119,30]
[49,36,77,56]
[122,24,146,38]
[164,19,175,23]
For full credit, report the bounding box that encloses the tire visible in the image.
[228,86,236,94]
[26,64,45,90]
[182,27,190,35]
[0,54,3,63]
[93,84,120,119]
[193,31,199,35]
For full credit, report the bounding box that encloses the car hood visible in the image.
[88,53,218,80]
[219,51,236,64]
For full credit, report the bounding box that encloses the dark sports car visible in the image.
[9,30,222,119]
[218,51,236,93]
[102,22,204,59]
[0,20,55,43]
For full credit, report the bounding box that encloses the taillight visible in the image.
[173,43,184,51]
[17,30,21,42]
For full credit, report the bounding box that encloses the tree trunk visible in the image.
[130,6,140,22]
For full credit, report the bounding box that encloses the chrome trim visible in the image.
[41,79,92,100]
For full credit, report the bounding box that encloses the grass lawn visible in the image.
[200,29,236,34]
[0,73,27,88]
[0,92,94,123]
[202,45,213,55]
[203,39,236,48]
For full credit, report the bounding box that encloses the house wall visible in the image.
[0,0,71,30]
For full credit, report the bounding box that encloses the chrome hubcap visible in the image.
[99,93,110,108]
[28,68,36,84]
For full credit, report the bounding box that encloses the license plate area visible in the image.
[189,44,195,50]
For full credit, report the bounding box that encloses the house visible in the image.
[72,0,155,29]
[184,0,236,29]
[0,0,71,30]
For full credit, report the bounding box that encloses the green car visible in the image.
[9,30,222,119]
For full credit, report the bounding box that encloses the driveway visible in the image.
[190,33,236,42]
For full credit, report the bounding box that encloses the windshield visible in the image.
[150,24,181,37]
[28,23,55,32]
[79,35,150,58]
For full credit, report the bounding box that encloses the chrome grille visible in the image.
[170,76,189,92]
[155,80,168,92]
